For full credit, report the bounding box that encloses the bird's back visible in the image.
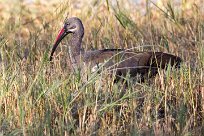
[78,49,181,80]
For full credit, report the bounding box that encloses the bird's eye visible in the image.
[67,23,70,26]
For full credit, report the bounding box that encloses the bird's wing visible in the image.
[82,49,181,76]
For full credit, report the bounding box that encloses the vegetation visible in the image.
[0,0,204,135]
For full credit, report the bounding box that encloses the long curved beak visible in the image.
[50,27,69,61]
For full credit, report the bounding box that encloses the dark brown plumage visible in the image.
[50,17,182,81]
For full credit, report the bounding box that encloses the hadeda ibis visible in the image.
[50,17,182,81]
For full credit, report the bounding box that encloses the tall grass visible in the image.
[0,0,204,135]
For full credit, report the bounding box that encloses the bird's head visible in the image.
[50,17,84,61]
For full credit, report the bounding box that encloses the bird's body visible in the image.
[50,17,182,81]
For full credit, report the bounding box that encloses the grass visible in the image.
[0,0,204,135]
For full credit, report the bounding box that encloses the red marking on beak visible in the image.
[50,27,68,61]
[54,28,65,44]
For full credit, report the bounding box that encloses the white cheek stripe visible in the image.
[69,27,77,32]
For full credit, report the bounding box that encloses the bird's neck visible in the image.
[68,34,84,71]
[69,34,83,56]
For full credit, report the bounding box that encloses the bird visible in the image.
[50,17,182,82]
